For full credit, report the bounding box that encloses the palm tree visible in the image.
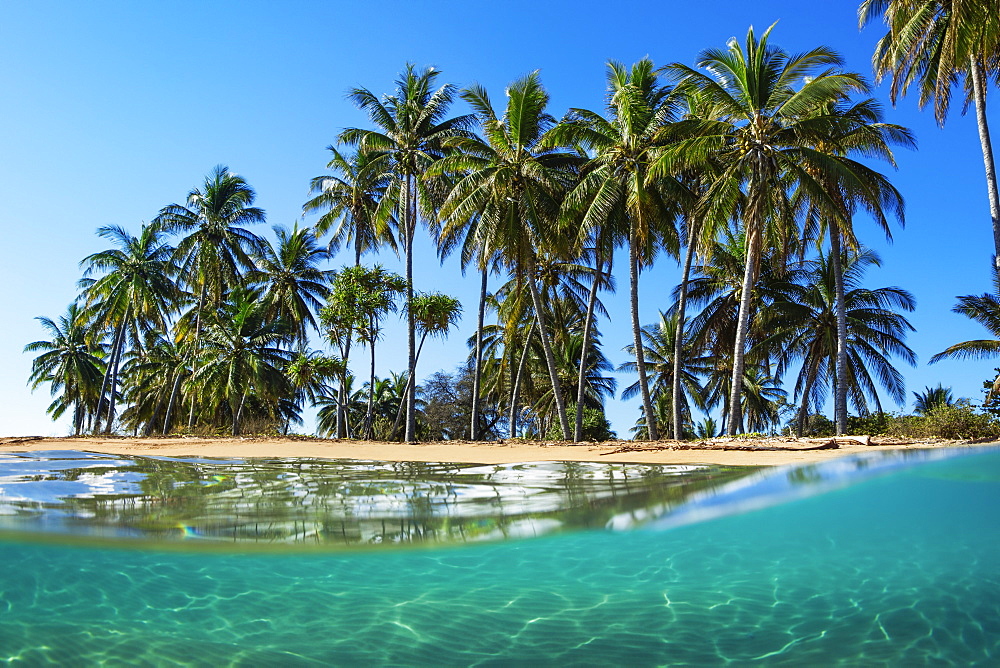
[194,289,293,436]
[798,97,913,434]
[25,303,106,434]
[546,58,685,440]
[79,224,179,432]
[913,384,955,414]
[929,274,1000,366]
[154,165,267,428]
[305,146,397,263]
[118,329,189,435]
[340,63,474,442]
[248,223,333,348]
[860,0,1000,273]
[432,72,584,439]
[620,311,709,438]
[660,24,870,434]
[768,248,917,434]
[390,291,462,438]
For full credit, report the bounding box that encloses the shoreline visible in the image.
[1,436,994,467]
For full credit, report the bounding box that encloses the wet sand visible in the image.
[0,435,992,466]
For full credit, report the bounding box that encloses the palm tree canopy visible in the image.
[154,165,266,304]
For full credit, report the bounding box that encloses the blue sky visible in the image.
[1,0,994,437]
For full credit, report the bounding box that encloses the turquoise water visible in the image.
[1,448,998,665]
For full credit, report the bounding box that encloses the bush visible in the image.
[846,402,1000,440]
[545,405,616,441]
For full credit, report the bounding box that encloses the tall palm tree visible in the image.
[432,72,584,439]
[25,303,106,434]
[248,223,333,348]
[860,0,1000,273]
[340,64,474,442]
[545,58,684,440]
[154,165,266,428]
[660,24,869,434]
[798,97,913,434]
[79,224,180,432]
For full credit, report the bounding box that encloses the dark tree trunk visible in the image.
[470,268,488,440]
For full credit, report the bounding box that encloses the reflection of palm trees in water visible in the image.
[19,456,756,546]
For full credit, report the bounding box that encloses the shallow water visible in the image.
[1,447,998,665]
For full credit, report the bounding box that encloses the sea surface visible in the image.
[0,446,997,665]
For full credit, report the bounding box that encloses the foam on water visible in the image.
[1,447,998,665]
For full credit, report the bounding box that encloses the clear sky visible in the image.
[1,0,994,438]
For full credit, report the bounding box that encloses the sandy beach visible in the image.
[1,435,993,467]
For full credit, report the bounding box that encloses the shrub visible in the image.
[545,405,616,441]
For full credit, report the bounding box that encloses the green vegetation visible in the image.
[25,5,1000,441]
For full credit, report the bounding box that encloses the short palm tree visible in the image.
[25,303,106,434]
[913,384,955,414]
[194,289,293,436]
[619,311,709,438]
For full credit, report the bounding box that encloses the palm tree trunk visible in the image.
[404,175,418,442]
[509,317,537,438]
[94,321,125,434]
[393,333,429,439]
[187,284,206,429]
[162,371,184,434]
[971,58,1000,276]
[470,268,488,441]
[629,234,658,440]
[103,318,129,434]
[364,328,377,440]
[727,227,762,435]
[830,223,849,435]
[526,253,571,440]
[672,218,698,440]
[574,255,603,442]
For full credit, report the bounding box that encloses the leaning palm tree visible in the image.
[25,303,106,434]
[545,58,685,440]
[659,24,870,434]
[860,0,1000,273]
[339,64,474,442]
[431,72,584,439]
[79,224,180,432]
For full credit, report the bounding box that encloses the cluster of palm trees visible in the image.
[27,2,1000,440]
